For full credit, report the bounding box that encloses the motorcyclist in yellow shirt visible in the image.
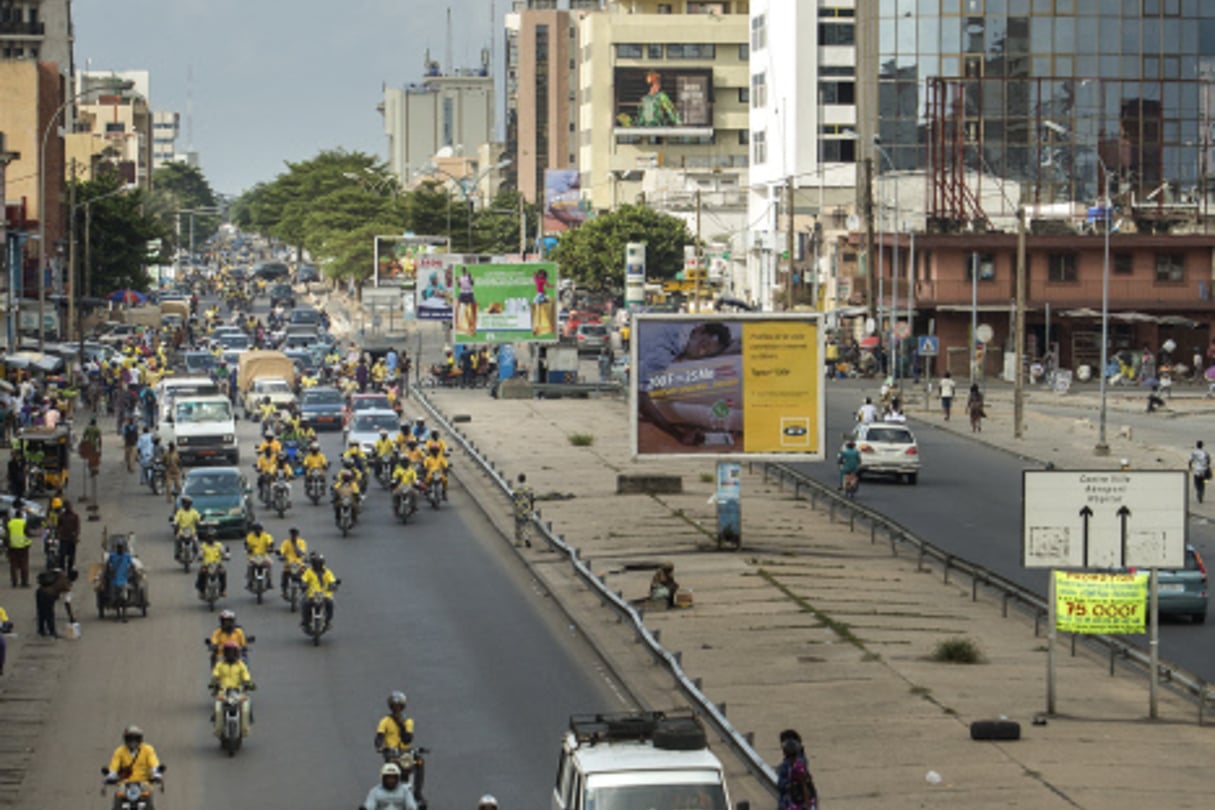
[207,609,249,665]
[103,726,164,794]
[172,496,202,538]
[422,445,449,500]
[299,552,339,629]
[255,446,278,500]
[277,527,308,599]
[196,531,229,599]
[244,522,274,591]
[209,641,255,738]
[332,468,362,521]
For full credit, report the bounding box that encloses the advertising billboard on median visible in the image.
[373,235,448,288]
[630,313,823,461]
[544,169,587,232]
[452,262,559,345]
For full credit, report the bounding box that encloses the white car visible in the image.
[851,421,920,484]
[344,409,401,454]
[242,378,298,420]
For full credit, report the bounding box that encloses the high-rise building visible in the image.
[152,110,180,169]
[66,73,154,187]
[748,1,859,312]
[0,0,73,76]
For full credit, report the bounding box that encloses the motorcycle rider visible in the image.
[277,527,308,599]
[208,609,248,665]
[195,529,228,599]
[374,428,396,477]
[362,763,418,810]
[422,445,449,501]
[257,395,277,424]
[299,552,338,630]
[477,796,499,810]
[374,690,416,759]
[255,445,278,500]
[332,468,362,522]
[424,430,448,458]
[403,438,424,467]
[172,496,201,538]
[209,641,255,738]
[103,725,165,809]
[411,417,429,442]
[244,522,274,591]
[256,430,281,458]
[391,456,419,511]
[302,441,328,473]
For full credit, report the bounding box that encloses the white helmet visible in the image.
[478,795,499,810]
[381,763,402,778]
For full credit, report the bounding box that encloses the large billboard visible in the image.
[373,235,448,288]
[614,68,713,131]
[544,169,588,231]
[630,314,823,460]
[452,262,559,345]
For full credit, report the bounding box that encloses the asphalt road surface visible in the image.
[21,301,628,810]
[796,382,1215,681]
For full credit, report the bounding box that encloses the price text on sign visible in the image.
[1054,571,1148,635]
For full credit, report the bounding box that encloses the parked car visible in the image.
[299,386,345,431]
[1156,545,1208,623]
[574,323,610,355]
[850,421,920,484]
[177,467,253,539]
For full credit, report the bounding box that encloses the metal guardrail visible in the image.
[411,388,780,793]
[758,462,1215,725]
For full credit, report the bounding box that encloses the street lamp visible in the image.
[416,159,512,252]
[1094,157,1114,456]
[873,138,900,382]
[37,77,136,349]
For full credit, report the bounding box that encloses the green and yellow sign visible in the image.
[451,263,559,344]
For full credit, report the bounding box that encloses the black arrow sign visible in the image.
[1079,506,1094,567]
[1117,505,1132,568]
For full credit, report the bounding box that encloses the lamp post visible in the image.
[37,78,135,349]
[874,140,900,381]
[416,159,512,252]
[1095,157,1112,456]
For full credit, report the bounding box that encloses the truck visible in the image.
[237,350,298,419]
[165,393,239,465]
[553,712,738,810]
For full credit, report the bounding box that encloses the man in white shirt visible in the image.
[938,372,958,421]
[856,397,879,424]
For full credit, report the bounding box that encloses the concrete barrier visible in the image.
[616,474,682,495]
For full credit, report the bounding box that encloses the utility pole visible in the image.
[863,158,876,320]
[67,159,76,343]
[785,176,795,311]
[518,193,526,256]
[1014,205,1027,438]
[694,188,703,311]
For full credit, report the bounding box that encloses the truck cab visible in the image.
[165,394,238,465]
[554,713,735,810]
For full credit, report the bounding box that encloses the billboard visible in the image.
[452,262,559,344]
[544,169,588,231]
[373,235,448,288]
[614,68,713,131]
[630,314,823,460]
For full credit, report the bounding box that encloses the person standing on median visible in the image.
[938,371,957,421]
[1190,440,1211,504]
[6,507,30,588]
[967,383,985,433]
[512,473,535,548]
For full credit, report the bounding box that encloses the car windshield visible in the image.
[582,325,608,336]
[255,381,291,394]
[183,473,239,497]
[353,396,391,411]
[585,782,727,810]
[354,413,400,432]
[290,310,320,324]
[176,401,232,424]
[183,353,217,372]
[303,390,343,406]
[867,428,913,444]
[219,335,250,348]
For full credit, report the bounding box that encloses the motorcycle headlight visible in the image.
[124,783,142,801]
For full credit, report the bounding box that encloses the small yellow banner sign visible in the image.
[1054,571,1148,635]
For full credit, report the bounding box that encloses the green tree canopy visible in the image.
[73,173,166,296]
[148,162,221,251]
[549,204,692,290]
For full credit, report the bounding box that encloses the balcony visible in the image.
[0,21,45,37]
[914,278,1215,311]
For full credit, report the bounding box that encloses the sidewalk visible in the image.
[420,385,1214,810]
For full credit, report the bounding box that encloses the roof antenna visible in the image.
[446,7,452,75]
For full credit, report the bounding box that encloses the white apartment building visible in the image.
[152,110,180,168]
[747,1,857,312]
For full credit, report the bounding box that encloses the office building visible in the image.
[152,110,180,168]
[66,76,153,187]
[0,0,73,76]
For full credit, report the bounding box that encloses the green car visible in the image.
[177,467,254,539]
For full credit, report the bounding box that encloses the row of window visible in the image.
[966,251,1188,283]
[0,45,37,59]
[614,43,731,60]
[882,0,1200,15]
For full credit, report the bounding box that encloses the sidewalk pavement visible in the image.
[419,385,1214,810]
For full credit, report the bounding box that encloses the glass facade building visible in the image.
[875,0,1215,222]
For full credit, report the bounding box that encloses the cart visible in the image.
[91,534,150,622]
[17,426,70,496]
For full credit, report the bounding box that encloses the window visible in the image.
[656,3,673,11]
[738,87,749,103]
[1047,253,1077,283]
[751,14,767,51]
[615,43,642,59]
[751,72,766,108]
[819,22,855,46]
[821,139,856,162]
[820,65,853,77]
[1155,253,1185,283]
[647,44,663,59]
[1113,253,1133,275]
[739,130,749,145]
[753,130,767,165]
[105,122,126,134]
[965,254,997,282]
[820,81,855,104]
[738,44,749,61]
[667,43,715,59]
[687,2,729,12]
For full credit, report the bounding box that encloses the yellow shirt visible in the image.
[173,508,201,533]
[332,480,361,498]
[256,454,278,475]
[257,439,282,457]
[425,438,448,456]
[209,627,248,650]
[245,531,274,556]
[392,465,418,488]
[423,455,448,477]
[302,452,328,471]
[108,743,161,784]
[376,714,415,750]
[343,447,366,463]
[200,542,225,565]
[373,437,395,458]
[300,567,337,598]
[210,660,253,690]
[278,537,308,565]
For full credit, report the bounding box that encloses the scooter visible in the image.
[99,771,164,810]
[271,475,291,518]
[174,526,199,573]
[148,458,167,496]
[214,686,252,757]
[302,583,340,646]
[392,484,419,524]
[375,455,394,489]
[305,468,326,505]
[200,555,228,612]
[246,557,271,605]
[280,559,303,612]
[335,495,355,537]
[427,475,443,511]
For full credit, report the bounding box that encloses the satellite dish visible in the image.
[976,323,994,343]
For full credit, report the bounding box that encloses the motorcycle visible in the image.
[392,484,419,524]
[205,635,254,667]
[335,495,355,537]
[246,556,272,604]
[99,772,163,810]
[427,475,442,511]
[256,471,272,505]
[214,686,252,757]
[280,559,303,612]
[200,558,227,612]
[302,583,339,646]
[382,746,429,806]
[305,468,326,505]
[148,458,167,496]
[282,440,305,476]
[271,475,291,518]
[173,526,199,573]
[374,455,394,489]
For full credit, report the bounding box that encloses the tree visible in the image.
[148,162,221,251]
[72,173,166,295]
[549,204,692,290]
[470,189,542,256]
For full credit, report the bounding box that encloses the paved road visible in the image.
[19,305,627,809]
[794,382,1215,680]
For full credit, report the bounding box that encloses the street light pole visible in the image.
[1095,162,1112,455]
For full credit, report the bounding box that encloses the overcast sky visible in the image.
[74,0,502,196]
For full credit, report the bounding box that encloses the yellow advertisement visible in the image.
[741,321,820,454]
[1054,571,1148,635]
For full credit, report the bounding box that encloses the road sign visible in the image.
[917,336,939,356]
[1022,470,1187,569]
[894,322,911,339]
[976,323,994,343]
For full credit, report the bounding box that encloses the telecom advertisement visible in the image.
[451,262,559,344]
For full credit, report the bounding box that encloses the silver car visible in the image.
[851,421,920,484]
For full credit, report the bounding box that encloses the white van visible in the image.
[156,376,220,442]
[553,713,737,810]
[166,394,238,465]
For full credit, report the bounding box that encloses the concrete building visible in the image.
[380,55,495,189]
[576,1,750,215]
[0,0,73,76]
[747,0,858,312]
[851,3,1215,378]
[67,82,154,187]
[152,110,180,168]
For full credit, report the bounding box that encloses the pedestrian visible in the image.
[460,349,475,389]
[1190,440,1211,504]
[57,500,80,576]
[164,441,182,503]
[122,418,139,473]
[966,384,985,433]
[35,568,72,638]
[1146,384,1166,413]
[598,346,612,382]
[6,507,30,587]
[776,730,818,810]
[512,473,535,548]
[0,603,11,675]
[7,449,25,499]
[938,371,957,421]
[649,562,679,608]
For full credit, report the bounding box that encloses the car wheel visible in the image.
[907,473,918,485]
[1194,612,1207,625]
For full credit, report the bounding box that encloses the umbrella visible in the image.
[860,336,880,349]
[107,289,148,305]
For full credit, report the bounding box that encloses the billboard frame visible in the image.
[612,67,714,133]
[451,262,560,345]
[629,312,824,462]
[373,234,448,288]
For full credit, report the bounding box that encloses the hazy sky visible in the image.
[74,0,502,196]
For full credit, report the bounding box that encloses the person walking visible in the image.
[164,442,183,503]
[6,507,30,588]
[57,500,80,576]
[966,384,985,433]
[938,371,957,421]
[7,449,25,499]
[776,730,818,810]
[1190,440,1212,504]
[512,473,535,548]
[122,418,139,473]
[35,568,73,638]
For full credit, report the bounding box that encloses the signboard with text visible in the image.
[373,235,448,288]
[1054,571,1148,634]
[452,262,559,345]
[630,314,823,461]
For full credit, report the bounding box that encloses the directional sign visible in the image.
[1022,470,1187,569]
[917,336,939,356]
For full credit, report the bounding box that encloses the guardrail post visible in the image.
[917,543,926,572]
[1199,686,1207,726]
[870,522,877,543]
[793,481,800,499]
[717,703,727,716]
[744,731,755,746]
[1070,634,1077,657]
[693,677,703,690]
[849,512,855,533]
[1034,610,1043,637]
[1002,592,1010,618]
[971,574,979,602]
[889,532,899,556]
[829,502,835,523]
[673,651,682,666]
[652,629,661,643]
[1110,647,1117,676]
[942,555,952,584]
